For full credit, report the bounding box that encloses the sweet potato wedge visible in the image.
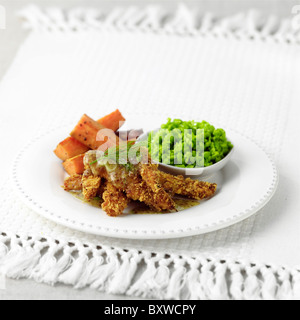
[70,114,120,151]
[54,137,90,161]
[63,154,85,176]
[54,111,125,161]
[97,109,125,132]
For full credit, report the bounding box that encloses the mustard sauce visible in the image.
[130,198,200,215]
[69,192,200,214]
[69,191,103,208]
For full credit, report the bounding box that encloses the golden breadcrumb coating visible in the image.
[139,163,161,193]
[158,172,217,200]
[82,175,101,200]
[102,182,129,217]
[125,174,175,212]
[64,174,83,191]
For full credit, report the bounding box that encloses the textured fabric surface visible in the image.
[0,5,299,299]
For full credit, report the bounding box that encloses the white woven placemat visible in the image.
[0,5,300,300]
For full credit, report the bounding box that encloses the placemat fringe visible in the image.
[0,232,299,300]
[18,4,300,45]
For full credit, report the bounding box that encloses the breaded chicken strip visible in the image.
[126,175,175,212]
[138,163,176,211]
[82,174,101,200]
[139,163,162,193]
[158,172,217,200]
[64,174,83,191]
[102,182,129,217]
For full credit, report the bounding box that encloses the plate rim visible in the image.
[11,124,279,240]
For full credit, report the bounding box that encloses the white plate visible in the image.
[11,115,278,240]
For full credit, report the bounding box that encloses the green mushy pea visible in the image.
[148,119,233,168]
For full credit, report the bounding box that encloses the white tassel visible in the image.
[131,7,159,31]
[67,8,89,31]
[164,4,194,34]
[41,246,73,285]
[165,259,186,300]
[216,13,246,34]
[45,8,68,31]
[229,264,244,300]
[190,260,211,300]
[84,9,104,29]
[18,5,48,31]
[183,259,201,300]
[261,15,280,37]
[185,268,200,300]
[127,255,171,299]
[211,263,229,300]
[90,252,120,291]
[108,252,140,295]
[199,13,214,33]
[199,262,215,300]
[75,251,104,289]
[274,19,292,43]
[127,254,158,298]
[150,262,170,299]
[276,268,293,300]
[244,266,262,300]
[30,241,61,282]
[261,266,278,300]
[245,10,265,36]
[103,8,123,28]
[20,242,45,278]
[58,248,90,286]
[0,237,21,268]
[0,238,42,279]
[114,6,138,29]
